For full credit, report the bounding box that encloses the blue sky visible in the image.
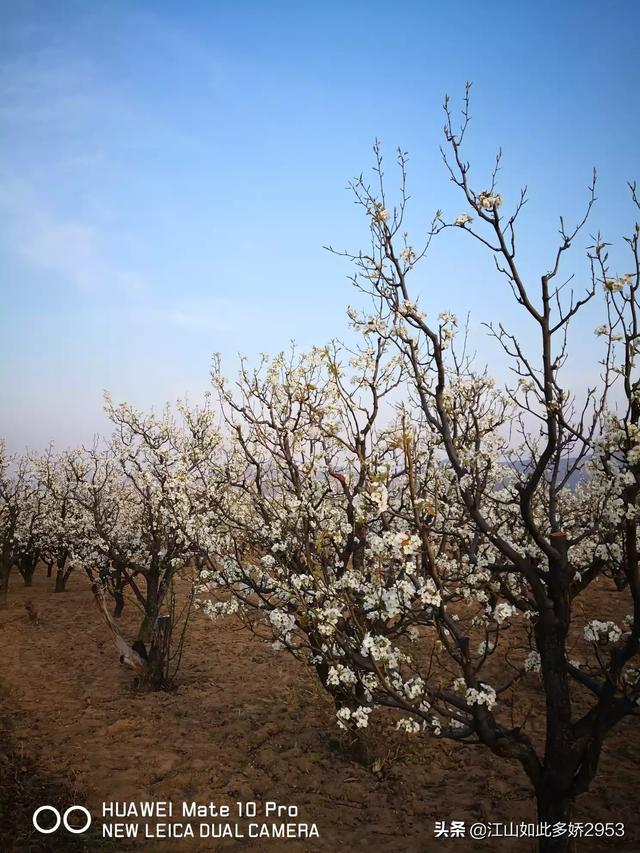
[1,0,638,451]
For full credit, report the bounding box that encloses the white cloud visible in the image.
[0,181,147,293]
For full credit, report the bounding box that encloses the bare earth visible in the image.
[1,571,639,853]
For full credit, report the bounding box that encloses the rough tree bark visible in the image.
[138,572,160,644]
[145,615,172,689]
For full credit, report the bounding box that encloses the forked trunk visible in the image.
[54,551,71,593]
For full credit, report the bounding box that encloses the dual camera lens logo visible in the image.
[32,805,92,835]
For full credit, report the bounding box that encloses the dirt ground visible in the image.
[1,571,639,853]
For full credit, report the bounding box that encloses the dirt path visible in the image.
[1,571,638,852]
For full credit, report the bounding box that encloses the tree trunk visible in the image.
[46,561,54,578]
[145,614,172,689]
[138,573,160,643]
[536,787,574,853]
[535,536,575,853]
[19,556,37,587]
[112,564,125,618]
[54,567,66,593]
[113,590,125,618]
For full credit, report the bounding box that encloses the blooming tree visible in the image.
[13,460,46,588]
[65,447,138,619]
[321,85,640,850]
[33,447,87,593]
[73,395,223,687]
[198,342,456,758]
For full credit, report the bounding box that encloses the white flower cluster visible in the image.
[269,608,296,639]
[336,705,372,729]
[603,274,632,293]
[361,633,404,669]
[327,664,358,687]
[200,598,241,619]
[477,191,503,210]
[370,202,389,223]
[583,620,622,644]
[396,717,421,734]
[465,683,497,710]
[493,602,517,624]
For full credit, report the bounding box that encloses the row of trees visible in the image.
[0,446,79,598]
[1,90,638,851]
[0,397,220,684]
